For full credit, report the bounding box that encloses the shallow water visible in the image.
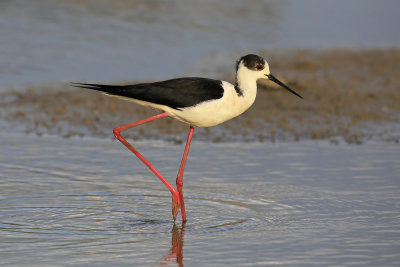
[1,133,399,266]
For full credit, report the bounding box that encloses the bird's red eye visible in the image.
[256,65,263,70]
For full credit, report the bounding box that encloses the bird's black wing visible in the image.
[72,77,224,110]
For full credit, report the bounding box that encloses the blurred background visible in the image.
[1,0,400,143]
[1,0,400,142]
[1,0,399,85]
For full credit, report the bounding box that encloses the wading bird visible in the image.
[73,54,302,222]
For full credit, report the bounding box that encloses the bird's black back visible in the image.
[73,77,224,110]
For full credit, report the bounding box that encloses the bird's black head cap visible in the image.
[236,54,265,71]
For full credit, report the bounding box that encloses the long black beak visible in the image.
[266,74,303,99]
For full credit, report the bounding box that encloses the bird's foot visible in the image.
[171,193,180,221]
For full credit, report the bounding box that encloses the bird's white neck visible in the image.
[235,64,258,103]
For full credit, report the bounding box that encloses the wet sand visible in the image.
[1,49,399,143]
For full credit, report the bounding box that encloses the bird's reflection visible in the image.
[160,222,186,267]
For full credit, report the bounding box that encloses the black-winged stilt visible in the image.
[73,54,302,222]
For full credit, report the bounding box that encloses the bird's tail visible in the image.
[71,82,125,95]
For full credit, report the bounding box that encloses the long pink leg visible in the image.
[176,126,194,222]
[112,112,181,220]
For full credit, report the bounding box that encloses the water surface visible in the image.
[1,134,399,265]
[1,0,399,87]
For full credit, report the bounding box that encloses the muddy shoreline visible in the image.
[1,49,399,144]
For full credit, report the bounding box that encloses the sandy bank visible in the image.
[1,49,399,144]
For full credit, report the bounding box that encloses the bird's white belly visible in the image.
[173,101,237,127]
[169,93,254,127]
